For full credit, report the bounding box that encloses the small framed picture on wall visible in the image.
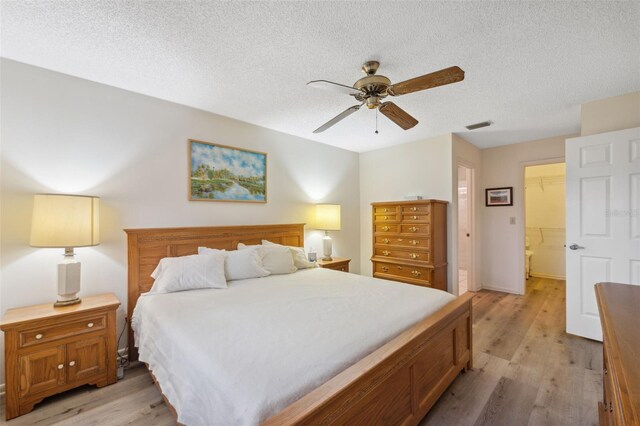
[485,187,513,206]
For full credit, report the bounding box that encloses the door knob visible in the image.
[569,244,585,250]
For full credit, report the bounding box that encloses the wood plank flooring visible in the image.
[1,278,602,425]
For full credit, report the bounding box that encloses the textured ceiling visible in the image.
[1,1,639,152]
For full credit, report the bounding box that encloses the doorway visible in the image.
[457,164,474,295]
[524,162,566,288]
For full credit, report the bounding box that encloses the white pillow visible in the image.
[149,253,227,293]
[237,243,298,275]
[262,240,316,269]
[199,246,270,281]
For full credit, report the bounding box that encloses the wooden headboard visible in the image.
[124,223,305,360]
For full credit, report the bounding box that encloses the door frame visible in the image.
[519,156,565,294]
[456,160,476,293]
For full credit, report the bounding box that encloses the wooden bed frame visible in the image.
[125,223,473,425]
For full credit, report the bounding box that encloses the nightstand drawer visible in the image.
[19,314,106,348]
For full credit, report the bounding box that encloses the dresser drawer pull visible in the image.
[410,207,417,212]
[382,250,391,256]
[381,226,390,231]
[410,253,420,259]
[383,216,388,220]
[35,334,43,340]
[384,208,388,212]
[57,364,64,370]
[411,215,418,220]
[409,226,418,232]
[382,238,390,244]
[87,322,94,328]
[69,361,76,367]
[409,240,420,245]
[411,270,422,277]
[381,266,389,272]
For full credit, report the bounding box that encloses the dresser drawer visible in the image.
[374,206,398,215]
[375,236,430,249]
[400,224,430,235]
[19,314,106,348]
[401,205,431,214]
[374,224,399,233]
[374,214,399,222]
[374,262,432,286]
[374,247,431,263]
[401,213,430,222]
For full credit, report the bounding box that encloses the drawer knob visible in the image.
[87,322,94,328]
[382,250,390,256]
[411,207,417,212]
[412,215,418,220]
[381,266,389,272]
[384,208,388,212]
[409,226,418,232]
[410,240,420,245]
[383,216,388,220]
[411,270,422,277]
[69,361,76,367]
[35,334,43,340]
[382,238,390,244]
[57,364,64,370]
[410,253,420,259]
[381,226,390,231]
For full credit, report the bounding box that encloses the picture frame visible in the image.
[485,187,513,207]
[189,139,267,203]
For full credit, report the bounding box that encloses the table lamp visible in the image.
[315,204,341,260]
[30,194,100,307]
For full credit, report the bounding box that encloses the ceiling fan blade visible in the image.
[387,66,465,96]
[313,104,362,133]
[307,80,362,96]
[379,102,419,130]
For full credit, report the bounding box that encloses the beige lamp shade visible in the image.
[315,204,341,231]
[30,194,100,248]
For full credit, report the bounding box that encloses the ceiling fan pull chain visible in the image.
[375,108,379,134]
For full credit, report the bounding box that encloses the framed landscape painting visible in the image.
[189,139,267,203]
[485,187,513,206]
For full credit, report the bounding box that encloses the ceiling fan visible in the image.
[308,61,464,133]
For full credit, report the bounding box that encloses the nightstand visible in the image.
[317,257,351,272]
[0,293,120,420]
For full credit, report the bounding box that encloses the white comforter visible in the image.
[132,267,455,425]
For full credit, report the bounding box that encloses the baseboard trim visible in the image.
[480,284,522,295]
[530,273,566,280]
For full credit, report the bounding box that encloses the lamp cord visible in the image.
[116,317,130,369]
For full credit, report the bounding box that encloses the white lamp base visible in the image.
[322,232,333,261]
[55,248,82,307]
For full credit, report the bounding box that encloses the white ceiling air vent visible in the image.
[465,120,493,130]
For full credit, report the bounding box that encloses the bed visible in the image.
[126,224,473,425]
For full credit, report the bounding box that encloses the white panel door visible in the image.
[566,127,640,341]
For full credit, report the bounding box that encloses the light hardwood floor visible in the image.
[1,278,602,425]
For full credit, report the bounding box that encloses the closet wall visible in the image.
[525,163,566,279]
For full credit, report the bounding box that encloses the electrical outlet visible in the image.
[509,217,516,225]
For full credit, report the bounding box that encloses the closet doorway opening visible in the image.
[524,162,566,290]
[457,164,475,295]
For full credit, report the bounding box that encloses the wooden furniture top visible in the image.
[316,257,350,266]
[371,199,448,206]
[595,282,640,425]
[125,223,305,360]
[0,293,120,329]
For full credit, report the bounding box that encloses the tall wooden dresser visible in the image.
[595,282,640,426]
[371,200,448,291]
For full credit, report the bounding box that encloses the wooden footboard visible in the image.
[264,292,473,426]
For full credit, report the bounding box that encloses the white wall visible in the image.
[359,134,452,281]
[525,163,566,279]
[480,135,569,294]
[0,59,361,384]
